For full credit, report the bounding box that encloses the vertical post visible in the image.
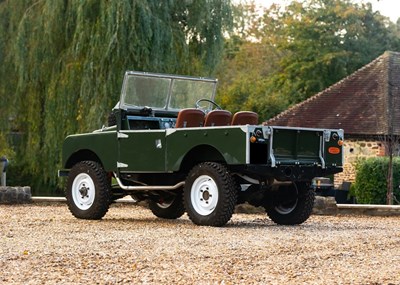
[1,171,5,187]
[0,156,8,187]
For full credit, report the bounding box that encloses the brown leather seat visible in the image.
[231,111,258,125]
[204,110,232,127]
[175,108,205,128]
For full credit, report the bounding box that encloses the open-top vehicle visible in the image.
[59,71,344,226]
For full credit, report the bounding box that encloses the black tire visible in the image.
[149,191,185,219]
[265,182,314,225]
[184,162,237,227]
[66,161,112,220]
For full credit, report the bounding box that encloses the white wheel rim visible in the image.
[191,175,219,215]
[157,200,173,209]
[275,199,298,215]
[275,183,298,215]
[72,173,95,210]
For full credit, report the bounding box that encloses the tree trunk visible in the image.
[387,144,394,205]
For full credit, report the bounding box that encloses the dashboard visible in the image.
[127,115,177,130]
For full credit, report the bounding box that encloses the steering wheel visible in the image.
[195,98,222,111]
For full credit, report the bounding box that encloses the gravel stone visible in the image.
[1,203,400,284]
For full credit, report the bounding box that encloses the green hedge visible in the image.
[353,157,400,204]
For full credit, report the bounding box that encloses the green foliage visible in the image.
[0,134,14,160]
[217,0,400,121]
[217,40,287,118]
[0,0,233,193]
[266,0,400,104]
[353,157,400,204]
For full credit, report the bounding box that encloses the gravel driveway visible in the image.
[1,203,400,284]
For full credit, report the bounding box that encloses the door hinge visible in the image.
[117,132,129,139]
[117,162,128,168]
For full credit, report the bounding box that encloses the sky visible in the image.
[365,0,400,22]
[252,0,400,22]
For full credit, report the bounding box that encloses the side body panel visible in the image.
[118,130,166,172]
[62,127,249,173]
[165,126,248,171]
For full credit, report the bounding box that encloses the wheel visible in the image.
[184,162,237,227]
[149,191,185,219]
[66,161,112,219]
[265,182,314,225]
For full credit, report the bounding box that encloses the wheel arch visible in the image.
[180,144,225,172]
[65,149,103,169]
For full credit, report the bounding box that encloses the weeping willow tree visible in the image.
[0,0,233,193]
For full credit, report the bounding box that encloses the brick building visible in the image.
[266,51,400,186]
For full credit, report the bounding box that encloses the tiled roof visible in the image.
[266,51,400,136]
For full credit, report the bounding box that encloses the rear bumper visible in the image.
[235,164,343,181]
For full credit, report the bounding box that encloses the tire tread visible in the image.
[266,182,314,225]
[184,162,237,227]
[66,161,111,220]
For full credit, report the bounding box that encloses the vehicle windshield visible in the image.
[120,72,217,110]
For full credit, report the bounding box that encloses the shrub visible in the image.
[353,157,400,204]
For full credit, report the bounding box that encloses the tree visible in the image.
[216,1,287,119]
[383,52,400,204]
[0,0,234,192]
[265,0,400,104]
[217,0,400,120]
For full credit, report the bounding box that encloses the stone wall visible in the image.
[0,186,32,204]
[334,139,385,187]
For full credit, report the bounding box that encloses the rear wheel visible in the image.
[66,161,112,219]
[265,182,314,225]
[184,162,237,227]
[149,191,185,219]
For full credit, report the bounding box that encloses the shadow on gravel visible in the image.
[86,216,393,233]
[28,202,394,231]
[100,216,194,227]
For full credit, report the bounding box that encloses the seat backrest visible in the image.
[231,111,258,125]
[204,110,232,127]
[175,108,205,128]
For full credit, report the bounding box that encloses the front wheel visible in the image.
[66,161,112,219]
[184,162,237,227]
[265,182,314,225]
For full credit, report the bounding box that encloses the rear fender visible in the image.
[180,145,225,172]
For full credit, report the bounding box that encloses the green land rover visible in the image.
[59,71,344,226]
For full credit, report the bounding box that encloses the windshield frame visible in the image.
[119,71,218,111]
